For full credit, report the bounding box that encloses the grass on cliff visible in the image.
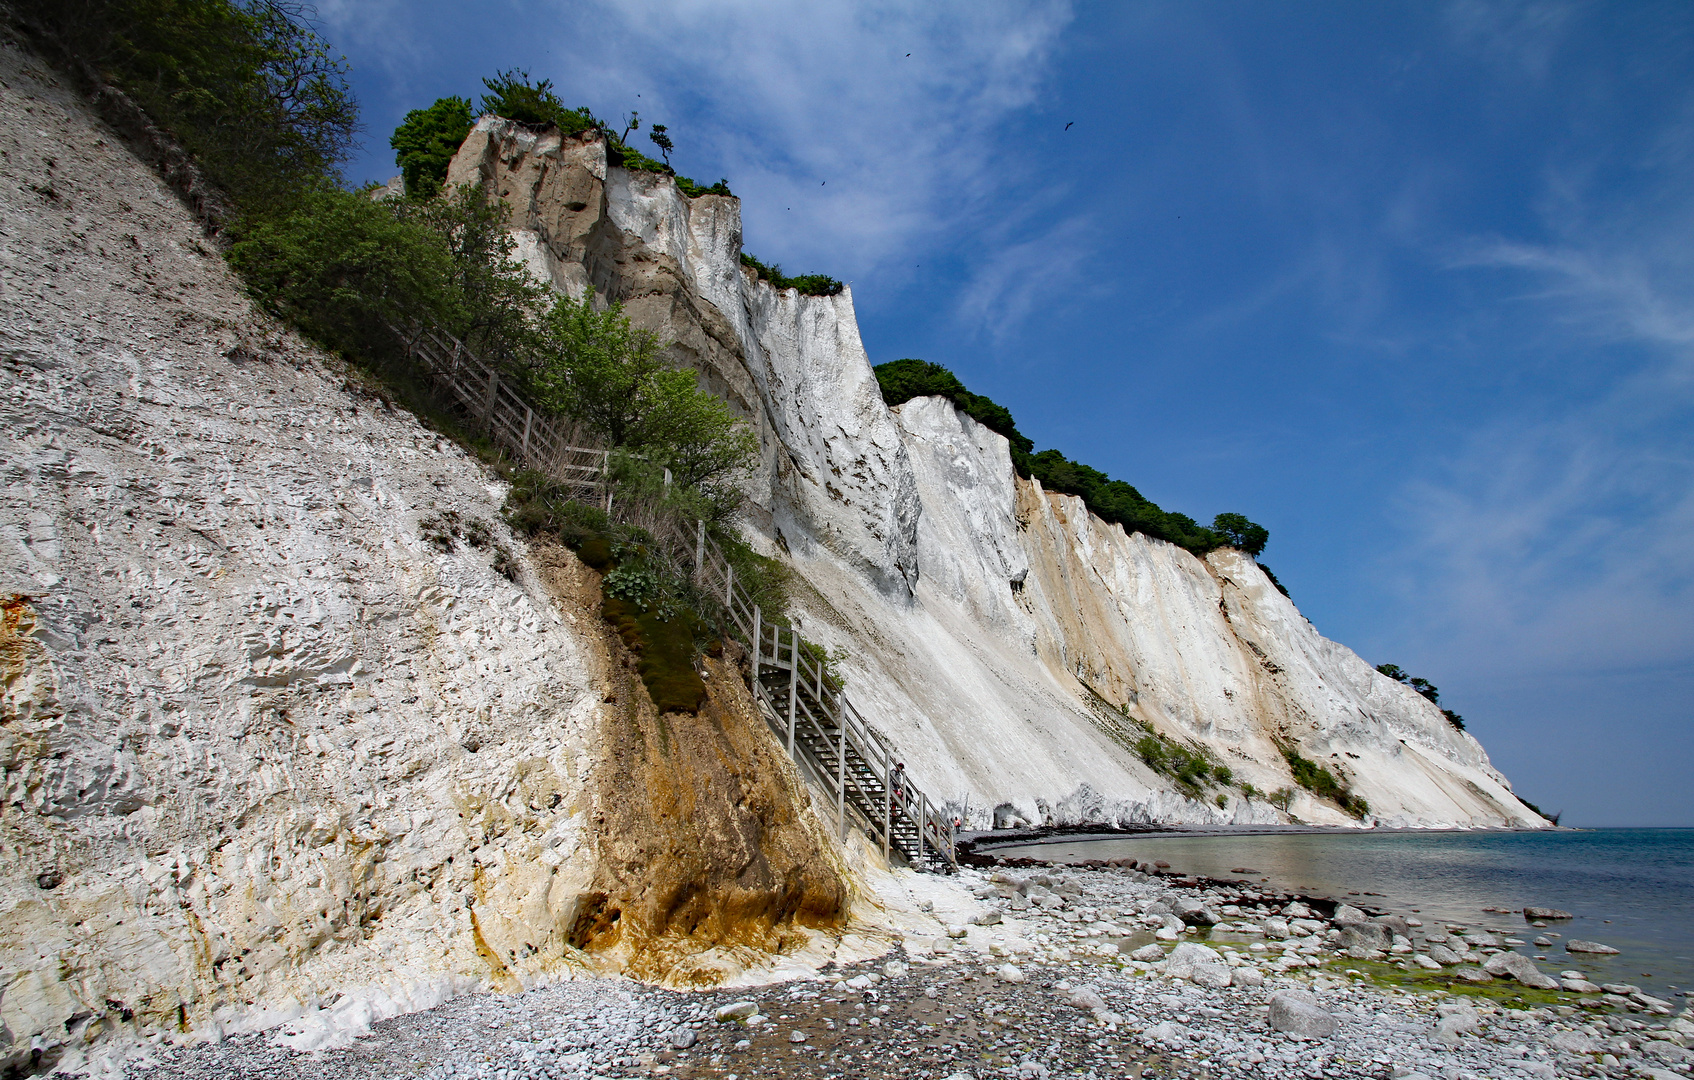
[1281,745,1369,818]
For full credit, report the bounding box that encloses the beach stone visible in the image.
[1332,904,1369,925]
[1567,940,1620,955]
[715,1001,759,1022]
[997,964,1026,984]
[1173,897,1220,926]
[1064,986,1108,1012]
[1427,944,1464,965]
[1261,917,1290,938]
[1337,923,1391,952]
[1165,942,1228,984]
[669,1026,698,1049]
[1561,978,1602,993]
[1413,954,1443,970]
[789,1030,807,1044]
[1600,982,1641,994]
[1375,915,1412,938]
[1267,990,1337,1038]
[1523,907,1573,920]
[1483,951,1561,989]
[1550,1031,1597,1055]
[1533,936,1553,947]
[1453,966,1495,983]
[1433,1005,1481,1045]
[1232,967,1265,987]
[1282,902,1313,918]
[970,910,1002,925]
[1130,943,1166,962]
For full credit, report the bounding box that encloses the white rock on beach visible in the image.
[1566,939,1621,954]
[1267,990,1337,1038]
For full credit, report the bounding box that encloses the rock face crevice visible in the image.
[447,124,1543,833]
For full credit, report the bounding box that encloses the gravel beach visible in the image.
[97,858,1694,1080]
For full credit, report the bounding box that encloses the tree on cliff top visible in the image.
[391,96,472,198]
[1211,512,1269,557]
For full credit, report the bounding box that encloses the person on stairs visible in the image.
[890,762,905,806]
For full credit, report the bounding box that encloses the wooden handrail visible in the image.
[394,315,956,869]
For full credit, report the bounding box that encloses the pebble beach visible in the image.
[103,854,1694,1080]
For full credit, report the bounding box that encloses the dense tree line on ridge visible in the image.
[873,359,1278,569]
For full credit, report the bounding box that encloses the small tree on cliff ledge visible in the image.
[1211,512,1269,557]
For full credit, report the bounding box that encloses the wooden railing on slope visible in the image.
[395,320,957,870]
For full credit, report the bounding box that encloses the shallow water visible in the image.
[992,827,1694,1000]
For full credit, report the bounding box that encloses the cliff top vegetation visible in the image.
[874,358,1273,561]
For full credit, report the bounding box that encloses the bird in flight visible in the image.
[1065,122,1074,131]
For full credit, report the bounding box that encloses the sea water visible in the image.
[992,827,1694,1001]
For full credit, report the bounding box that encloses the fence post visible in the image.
[695,519,705,575]
[521,407,533,458]
[723,562,734,607]
[918,791,928,865]
[484,368,499,433]
[836,704,846,840]
[787,628,798,756]
[751,604,761,687]
[883,765,891,861]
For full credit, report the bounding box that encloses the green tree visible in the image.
[1211,513,1269,557]
[21,0,357,220]
[533,293,757,513]
[227,187,453,357]
[1375,663,1408,682]
[648,124,673,166]
[477,69,597,134]
[391,96,472,198]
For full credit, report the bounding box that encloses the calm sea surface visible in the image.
[991,828,1694,1000]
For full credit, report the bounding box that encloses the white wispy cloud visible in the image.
[1392,143,1694,686]
[564,0,1075,280]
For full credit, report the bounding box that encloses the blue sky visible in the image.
[321,0,1694,827]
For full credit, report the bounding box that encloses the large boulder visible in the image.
[1566,940,1620,955]
[1483,952,1561,990]
[1427,944,1464,966]
[1164,942,1230,986]
[1173,897,1221,926]
[1523,907,1573,920]
[1268,991,1337,1038]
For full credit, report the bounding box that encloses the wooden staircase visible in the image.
[394,319,957,870]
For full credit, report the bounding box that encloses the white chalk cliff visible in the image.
[452,116,1542,833]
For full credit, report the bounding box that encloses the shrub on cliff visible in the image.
[18,0,357,219]
[740,253,844,297]
[871,359,1272,558]
[465,71,732,198]
[391,96,473,198]
[873,358,1032,452]
[1376,663,1469,731]
[531,291,758,522]
[1281,747,1368,818]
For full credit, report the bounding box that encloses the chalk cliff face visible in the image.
[452,119,1542,833]
[0,46,846,1072]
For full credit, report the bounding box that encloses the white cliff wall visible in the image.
[0,49,849,1071]
[0,53,620,1067]
[453,123,1543,833]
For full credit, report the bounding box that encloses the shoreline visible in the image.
[118,859,1693,1080]
[960,821,1573,857]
